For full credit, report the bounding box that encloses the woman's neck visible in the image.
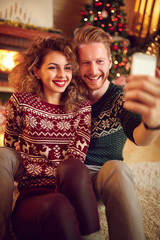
[43,93,61,105]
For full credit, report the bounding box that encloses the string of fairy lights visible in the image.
[145,31,160,57]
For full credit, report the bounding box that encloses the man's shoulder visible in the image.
[108,83,124,97]
[98,83,124,106]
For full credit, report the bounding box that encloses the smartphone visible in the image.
[131,52,157,77]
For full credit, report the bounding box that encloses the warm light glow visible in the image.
[0,50,19,72]
[117,73,120,77]
[133,0,160,38]
[0,133,4,146]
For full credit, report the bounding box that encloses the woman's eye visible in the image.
[49,66,56,70]
[65,66,72,71]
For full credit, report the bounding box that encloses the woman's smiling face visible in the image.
[35,50,72,103]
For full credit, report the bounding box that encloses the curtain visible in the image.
[125,0,160,40]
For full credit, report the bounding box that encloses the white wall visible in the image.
[0,0,53,28]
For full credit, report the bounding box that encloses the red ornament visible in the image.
[109,7,114,11]
[80,11,86,16]
[117,23,123,28]
[94,2,99,6]
[110,26,114,32]
[112,45,118,51]
[85,23,91,26]
[94,2,102,7]
[123,46,128,51]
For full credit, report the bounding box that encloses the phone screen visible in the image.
[131,52,157,77]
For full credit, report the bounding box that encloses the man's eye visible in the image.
[97,60,104,64]
[80,61,90,65]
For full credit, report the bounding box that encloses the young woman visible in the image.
[4,37,100,240]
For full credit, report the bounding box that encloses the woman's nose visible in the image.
[57,68,65,78]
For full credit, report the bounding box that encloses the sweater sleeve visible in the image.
[64,100,91,163]
[4,94,22,148]
[118,92,142,143]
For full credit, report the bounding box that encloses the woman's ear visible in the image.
[33,66,40,79]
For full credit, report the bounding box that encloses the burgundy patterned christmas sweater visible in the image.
[4,92,91,192]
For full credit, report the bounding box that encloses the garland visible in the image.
[0,19,63,34]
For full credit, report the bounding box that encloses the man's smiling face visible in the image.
[78,42,112,90]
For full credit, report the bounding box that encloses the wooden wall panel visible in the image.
[124,0,136,31]
[53,0,91,38]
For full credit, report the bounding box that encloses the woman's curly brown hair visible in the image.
[9,37,88,112]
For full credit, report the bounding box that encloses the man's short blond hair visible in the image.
[74,25,112,57]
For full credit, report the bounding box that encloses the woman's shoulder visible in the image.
[74,98,91,113]
[11,92,38,103]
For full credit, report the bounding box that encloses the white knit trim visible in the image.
[81,230,101,240]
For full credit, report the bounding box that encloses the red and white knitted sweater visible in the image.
[4,92,91,192]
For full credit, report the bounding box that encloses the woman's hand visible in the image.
[14,141,21,152]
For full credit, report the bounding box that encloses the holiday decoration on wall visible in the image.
[0,0,53,29]
[78,0,131,82]
[0,1,62,34]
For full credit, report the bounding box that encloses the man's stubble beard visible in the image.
[84,70,110,90]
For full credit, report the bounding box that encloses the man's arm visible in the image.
[124,68,160,146]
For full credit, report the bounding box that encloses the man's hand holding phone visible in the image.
[124,52,160,131]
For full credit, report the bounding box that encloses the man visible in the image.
[0,25,160,240]
[74,26,160,240]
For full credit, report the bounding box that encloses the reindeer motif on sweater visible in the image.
[4,92,91,192]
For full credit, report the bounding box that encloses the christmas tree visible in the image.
[78,0,131,82]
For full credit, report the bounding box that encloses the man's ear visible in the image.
[33,66,40,79]
[109,55,112,70]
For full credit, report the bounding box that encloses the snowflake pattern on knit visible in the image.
[85,83,142,166]
[91,89,124,138]
[4,92,91,191]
